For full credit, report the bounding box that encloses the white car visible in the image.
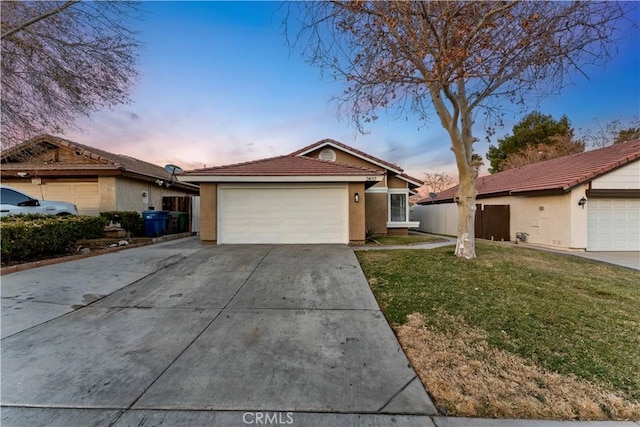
[0,185,78,217]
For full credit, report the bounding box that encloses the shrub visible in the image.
[1,215,107,261]
[99,211,144,236]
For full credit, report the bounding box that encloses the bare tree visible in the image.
[501,134,585,170]
[421,172,455,196]
[411,171,455,203]
[287,2,631,259]
[581,117,640,148]
[1,1,141,148]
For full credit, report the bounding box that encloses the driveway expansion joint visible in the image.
[2,243,437,421]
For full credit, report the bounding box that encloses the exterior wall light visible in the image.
[578,196,587,209]
[354,192,360,203]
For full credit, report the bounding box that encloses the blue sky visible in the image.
[64,1,640,179]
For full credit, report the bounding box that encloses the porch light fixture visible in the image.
[578,197,587,209]
[354,192,360,203]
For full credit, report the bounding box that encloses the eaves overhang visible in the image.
[177,175,384,184]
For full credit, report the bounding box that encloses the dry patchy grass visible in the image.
[356,243,640,419]
[398,311,640,420]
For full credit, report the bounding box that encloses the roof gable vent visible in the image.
[319,148,336,162]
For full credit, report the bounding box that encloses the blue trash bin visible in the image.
[143,210,169,237]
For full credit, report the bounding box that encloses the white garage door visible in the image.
[9,182,100,216]
[218,184,348,244]
[587,199,640,251]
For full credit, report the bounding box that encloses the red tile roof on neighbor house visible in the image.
[180,154,385,176]
[418,139,640,204]
[1,134,198,189]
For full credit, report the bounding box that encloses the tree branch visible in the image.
[1,1,80,40]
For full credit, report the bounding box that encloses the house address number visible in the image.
[366,176,379,181]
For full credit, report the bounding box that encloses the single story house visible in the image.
[412,140,640,251]
[178,139,423,244]
[1,135,199,216]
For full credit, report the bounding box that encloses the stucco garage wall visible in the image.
[199,183,217,242]
[115,177,194,213]
[349,182,366,243]
[480,194,577,248]
[99,177,117,213]
[413,191,585,249]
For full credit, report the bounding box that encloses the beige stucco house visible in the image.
[1,135,199,216]
[412,140,640,251]
[178,139,423,244]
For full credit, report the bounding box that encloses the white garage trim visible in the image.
[217,183,349,244]
[587,198,640,251]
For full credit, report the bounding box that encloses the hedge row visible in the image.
[99,211,144,236]
[1,215,108,261]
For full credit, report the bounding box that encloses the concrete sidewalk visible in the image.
[353,234,457,251]
[355,232,639,271]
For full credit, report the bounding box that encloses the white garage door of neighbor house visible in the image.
[9,182,100,216]
[587,198,640,251]
[218,184,349,244]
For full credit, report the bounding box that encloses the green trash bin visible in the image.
[177,211,189,233]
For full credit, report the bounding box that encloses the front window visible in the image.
[390,193,406,221]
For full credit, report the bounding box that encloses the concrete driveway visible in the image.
[1,237,436,426]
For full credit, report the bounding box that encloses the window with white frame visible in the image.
[389,193,407,221]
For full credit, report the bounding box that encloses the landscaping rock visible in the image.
[104,225,127,238]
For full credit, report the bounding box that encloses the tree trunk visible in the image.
[427,84,478,259]
[454,167,477,259]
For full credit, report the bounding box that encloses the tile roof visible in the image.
[1,134,198,188]
[290,138,404,172]
[418,140,640,204]
[181,154,385,176]
[398,172,424,187]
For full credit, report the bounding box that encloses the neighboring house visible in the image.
[1,135,199,216]
[412,140,640,251]
[178,139,423,244]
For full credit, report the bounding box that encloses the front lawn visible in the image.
[356,243,640,420]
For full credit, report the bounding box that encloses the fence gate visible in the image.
[475,204,510,241]
[162,196,193,232]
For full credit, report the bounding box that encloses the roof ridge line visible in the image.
[188,154,292,172]
[290,138,405,172]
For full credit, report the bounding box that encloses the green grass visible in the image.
[356,243,640,401]
[365,235,446,246]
